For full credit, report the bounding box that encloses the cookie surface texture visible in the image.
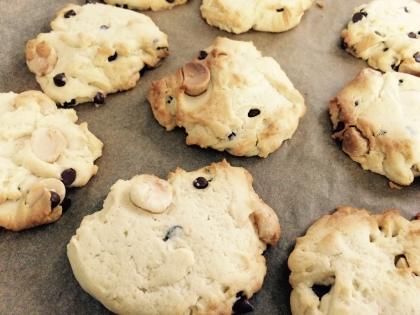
[0,91,103,231]
[25,3,169,106]
[288,205,420,315]
[67,160,280,315]
[329,68,420,185]
[147,37,306,158]
[341,0,420,77]
[200,0,314,34]
[103,0,188,11]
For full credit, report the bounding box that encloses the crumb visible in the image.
[317,1,325,8]
[389,181,402,189]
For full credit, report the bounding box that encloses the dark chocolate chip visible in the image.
[375,31,382,36]
[232,296,254,314]
[383,47,388,52]
[62,99,76,107]
[50,191,61,208]
[378,130,387,136]
[108,52,118,62]
[312,284,331,299]
[193,177,208,189]
[418,31,420,35]
[166,96,173,104]
[333,121,345,133]
[166,0,175,3]
[414,52,420,63]
[354,101,359,106]
[163,226,182,241]
[276,8,284,12]
[86,0,92,3]
[399,79,404,83]
[228,132,236,140]
[100,25,109,30]
[405,7,409,12]
[53,73,66,87]
[352,12,365,23]
[248,109,261,117]
[391,63,400,71]
[360,10,367,17]
[198,50,208,60]
[64,9,76,18]
[61,168,76,186]
[94,92,105,104]
[61,197,72,212]
[340,37,348,50]
[408,32,417,38]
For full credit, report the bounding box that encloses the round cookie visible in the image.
[147,37,306,158]
[341,0,420,77]
[25,3,169,106]
[67,160,280,315]
[103,0,188,11]
[329,68,420,186]
[0,91,103,231]
[200,0,314,34]
[288,205,420,315]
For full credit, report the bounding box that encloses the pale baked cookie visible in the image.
[329,68,420,186]
[25,3,169,106]
[200,0,314,34]
[103,0,188,11]
[0,91,103,231]
[341,0,420,77]
[147,37,306,158]
[288,205,420,315]
[67,160,280,315]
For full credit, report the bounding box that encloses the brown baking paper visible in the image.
[1,0,420,314]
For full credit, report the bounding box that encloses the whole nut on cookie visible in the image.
[14,90,57,115]
[26,178,65,208]
[25,40,57,76]
[30,127,67,163]
[342,127,369,157]
[182,62,211,96]
[130,174,173,213]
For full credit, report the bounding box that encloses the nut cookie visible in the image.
[200,0,314,34]
[147,37,306,158]
[103,0,188,11]
[0,91,103,231]
[288,205,420,315]
[67,159,280,315]
[25,3,169,106]
[341,0,420,77]
[329,68,420,186]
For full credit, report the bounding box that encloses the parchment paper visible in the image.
[1,1,420,314]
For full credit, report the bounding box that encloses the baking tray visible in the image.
[1,0,420,314]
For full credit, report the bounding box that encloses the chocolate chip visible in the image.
[53,73,66,87]
[64,9,76,18]
[399,79,404,83]
[62,99,76,107]
[248,109,260,117]
[354,101,359,106]
[50,191,61,208]
[61,168,76,186]
[193,177,208,189]
[375,31,382,36]
[276,8,284,12]
[408,32,416,38]
[352,12,365,23]
[198,50,208,60]
[378,130,387,136]
[166,96,173,104]
[340,37,348,50]
[86,0,92,3]
[405,7,409,12]
[333,121,345,133]
[360,10,367,17]
[312,284,331,299]
[383,47,388,52]
[100,25,109,30]
[414,52,420,63]
[61,197,72,212]
[108,52,118,62]
[391,63,400,71]
[163,226,182,241]
[166,0,175,3]
[232,296,254,314]
[94,92,105,104]
[228,132,236,140]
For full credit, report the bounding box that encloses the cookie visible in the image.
[329,67,420,186]
[147,37,306,158]
[25,3,169,106]
[0,91,103,231]
[200,0,314,34]
[341,0,420,77]
[103,0,188,11]
[67,159,280,315]
[288,205,420,315]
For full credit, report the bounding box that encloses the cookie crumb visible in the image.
[389,181,402,189]
[317,1,325,8]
